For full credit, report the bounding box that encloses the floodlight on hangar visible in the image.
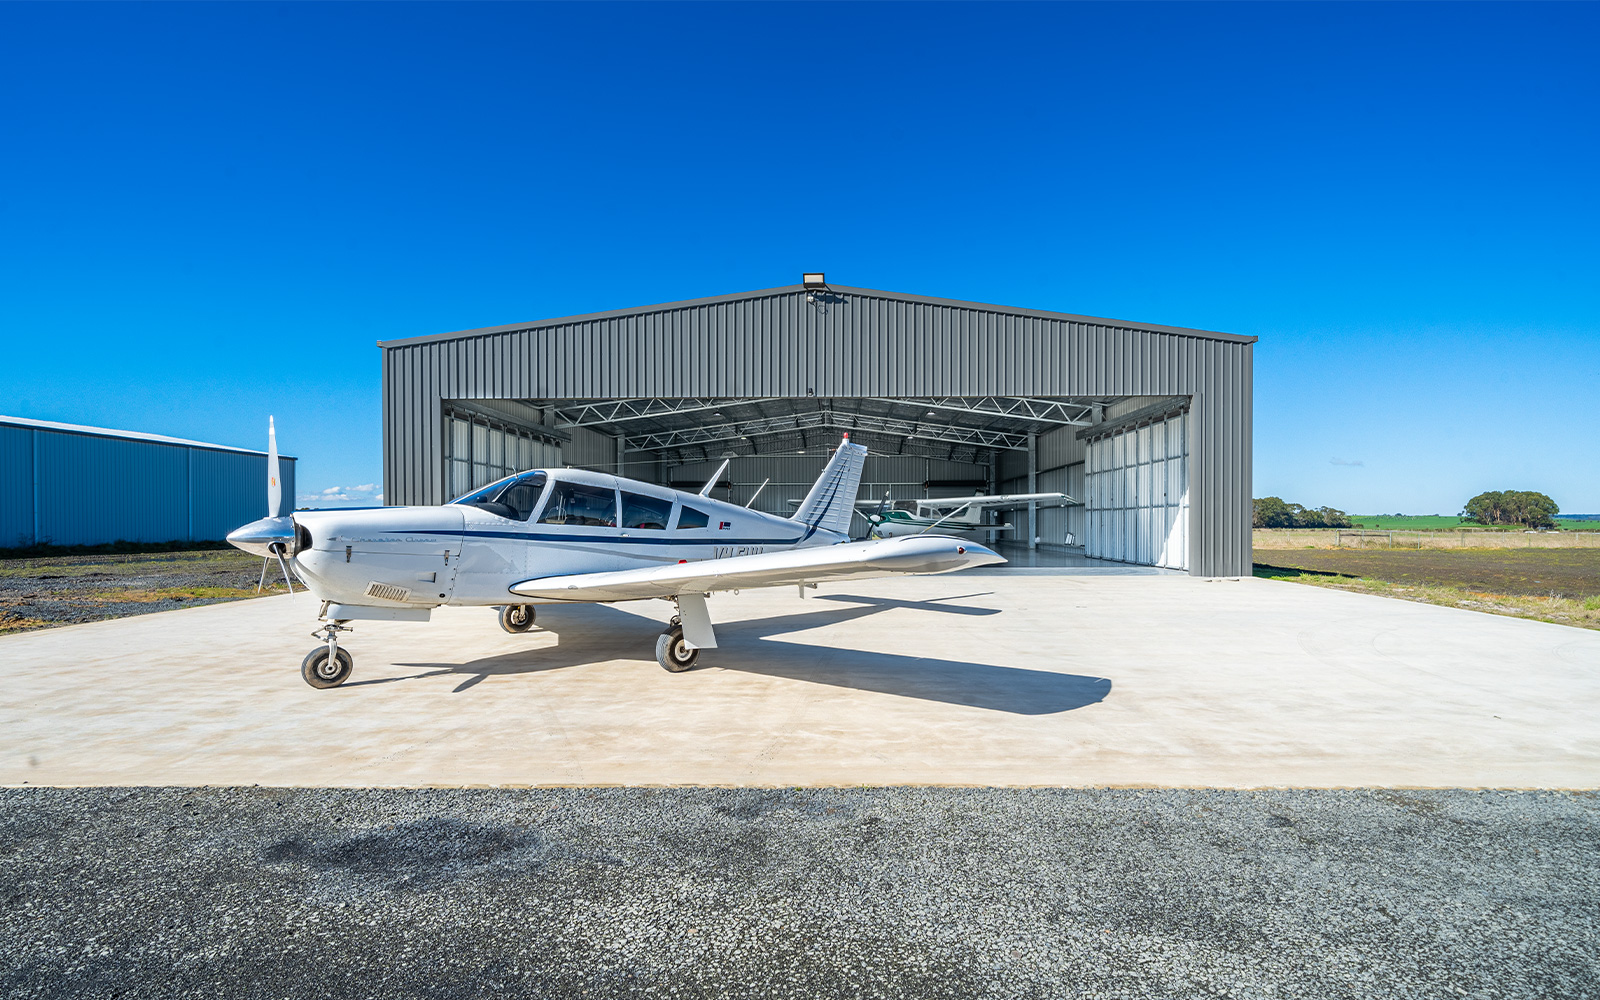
[802,273,826,289]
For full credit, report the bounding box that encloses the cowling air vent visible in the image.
[365,582,411,603]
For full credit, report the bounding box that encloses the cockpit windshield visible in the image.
[448,471,548,521]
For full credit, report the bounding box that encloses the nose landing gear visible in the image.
[499,605,537,634]
[302,621,354,689]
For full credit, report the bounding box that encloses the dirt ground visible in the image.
[0,550,290,635]
[1253,548,1600,631]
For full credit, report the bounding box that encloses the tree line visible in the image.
[1252,490,1561,530]
[1252,497,1352,528]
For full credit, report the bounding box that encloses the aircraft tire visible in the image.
[499,605,536,634]
[655,627,698,672]
[301,647,353,689]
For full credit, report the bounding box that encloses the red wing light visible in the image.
[957,546,966,554]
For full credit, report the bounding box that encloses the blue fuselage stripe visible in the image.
[392,529,813,546]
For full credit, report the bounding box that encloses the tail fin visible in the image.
[791,435,868,536]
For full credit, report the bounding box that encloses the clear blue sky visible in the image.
[2,2,1595,514]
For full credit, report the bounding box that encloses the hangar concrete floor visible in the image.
[2,574,1596,789]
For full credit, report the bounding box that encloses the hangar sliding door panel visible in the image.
[1084,412,1189,570]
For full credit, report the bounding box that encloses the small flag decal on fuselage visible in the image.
[719,521,732,530]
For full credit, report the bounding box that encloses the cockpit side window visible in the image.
[537,481,618,527]
[676,505,710,530]
[621,491,672,530]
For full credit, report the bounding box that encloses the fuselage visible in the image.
[273,468,848,610]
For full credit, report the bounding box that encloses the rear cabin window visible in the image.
[537,481,617,527]
[621,492,673,530]
[676,505,710,530]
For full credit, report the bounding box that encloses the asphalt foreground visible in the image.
[2,788,1596,999]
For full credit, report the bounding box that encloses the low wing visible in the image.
[507,535,1005,603]
[918,492,1076,510]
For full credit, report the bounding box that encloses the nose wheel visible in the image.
[302,621,354,689]
[499,605,536,633]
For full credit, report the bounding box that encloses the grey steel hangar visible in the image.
[378,279,1254,577]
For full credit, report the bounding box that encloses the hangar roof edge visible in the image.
[377,284,1258,349]
[0,415,296,460]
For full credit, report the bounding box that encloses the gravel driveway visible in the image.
[1,787,1594,998]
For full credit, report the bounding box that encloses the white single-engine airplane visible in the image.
[858,492,1075,540]
[227,420,1005,688]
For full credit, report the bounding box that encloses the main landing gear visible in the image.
[655,615,698,673]
[302,621,354,689]
[499,605,536,634]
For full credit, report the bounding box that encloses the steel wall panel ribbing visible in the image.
[0,426,294,547]
[38,434,186,545]
[0,426,35,547]
[382,285,1253,575]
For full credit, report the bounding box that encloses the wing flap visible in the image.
[508,535,1004,602]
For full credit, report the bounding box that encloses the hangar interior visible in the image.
[381,282,1253,576]
[435,392,1193,571]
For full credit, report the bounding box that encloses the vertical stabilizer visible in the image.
[791,435,869,536]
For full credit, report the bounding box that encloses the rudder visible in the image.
[790,435,869,536]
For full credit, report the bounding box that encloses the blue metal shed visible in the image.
[0,416,296,548]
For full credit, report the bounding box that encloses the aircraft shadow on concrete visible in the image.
[374,593,1111,716]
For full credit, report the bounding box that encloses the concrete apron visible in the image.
[1,575,1597,788]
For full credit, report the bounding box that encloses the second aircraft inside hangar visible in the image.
[376,278,1255,576]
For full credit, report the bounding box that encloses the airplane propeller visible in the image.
[226,416,299,596]
[259,416,296,596]
[852,491,892,538]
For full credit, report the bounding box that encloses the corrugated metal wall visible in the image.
[381,284,1254,575]
[0,423,294,548]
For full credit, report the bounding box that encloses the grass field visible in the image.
[1347,514,1600,531]
[1253,548,1600,631]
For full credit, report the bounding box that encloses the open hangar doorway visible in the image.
[437,393,1193,572]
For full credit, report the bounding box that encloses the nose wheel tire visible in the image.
[301,646,354,689]
[655,626,699,672]
[499,605,536,633]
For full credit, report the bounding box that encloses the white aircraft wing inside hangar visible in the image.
[916,492,1076,509]
[508,534,1002,604]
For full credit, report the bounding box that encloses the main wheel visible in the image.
[301,646,354,689]
[499,605,536,634]
[654,626,699,672]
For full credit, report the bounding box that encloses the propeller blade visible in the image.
[267,416,282,519]
[874,490,891,519]
[272,543,296,598]
[256,556,270,594]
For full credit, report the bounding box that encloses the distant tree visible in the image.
[1312,506,1353,528]
[1462,490,1559,528]
[1253,496,1295,528]
[1253,498,1351,528]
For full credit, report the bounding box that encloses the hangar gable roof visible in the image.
[377,284,1256,349]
